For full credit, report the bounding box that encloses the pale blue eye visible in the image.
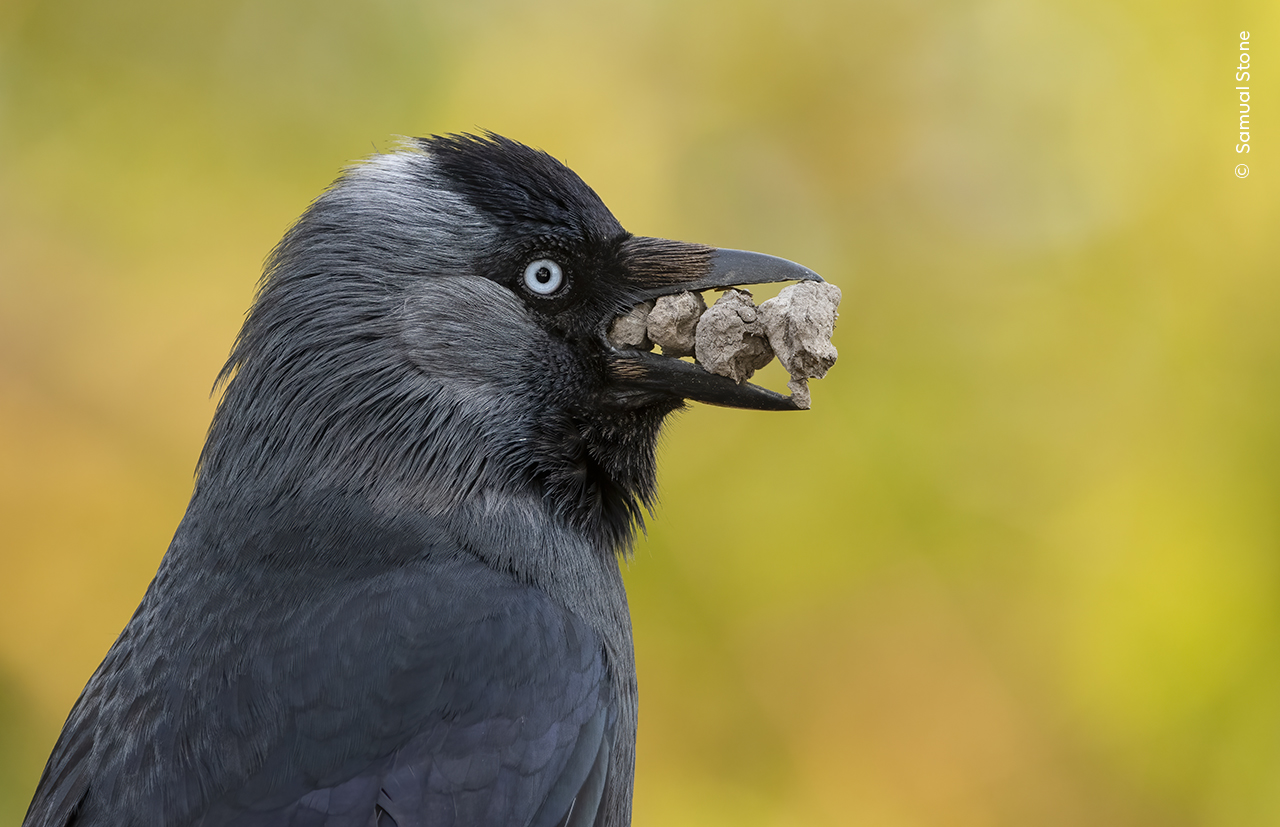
[523,259,564,295]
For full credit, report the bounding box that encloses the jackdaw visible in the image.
[24,134,823,827]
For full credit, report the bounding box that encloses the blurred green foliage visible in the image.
[1,0,1277,824]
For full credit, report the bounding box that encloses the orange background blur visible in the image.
[1,1,1277,824]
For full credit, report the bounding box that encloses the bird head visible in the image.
[199,134,822,552]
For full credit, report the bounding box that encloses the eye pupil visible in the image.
[523,259,564,295]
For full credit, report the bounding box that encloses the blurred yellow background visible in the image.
[1,0,1277,824]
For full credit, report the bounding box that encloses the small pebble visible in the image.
[646,292,705,357]
[758,282,841,381]
[694,289,774,384]
[607,300,654,350]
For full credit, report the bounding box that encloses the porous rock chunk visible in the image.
[758,280,841,394]
[694,289,774,384]
[646,292,705,357]
[787,378,812,411]
[607,300,654,350]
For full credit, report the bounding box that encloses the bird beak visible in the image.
[605,237,824,411]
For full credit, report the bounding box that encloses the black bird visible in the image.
[24,134,822,827]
